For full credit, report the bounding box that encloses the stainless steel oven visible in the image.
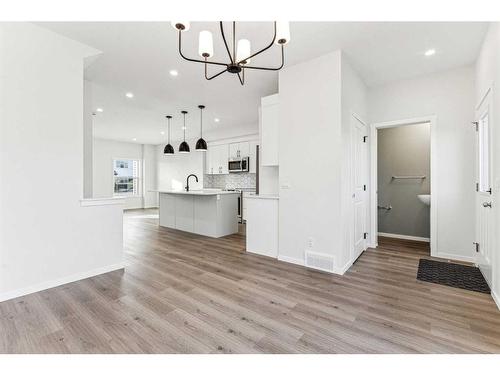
[228,157,249,173]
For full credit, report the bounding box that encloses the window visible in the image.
[478,111,490,193]
[113,159,140,196]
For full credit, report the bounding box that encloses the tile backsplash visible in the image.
[204,173,256,190]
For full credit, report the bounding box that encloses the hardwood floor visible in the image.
[1,209,500,353]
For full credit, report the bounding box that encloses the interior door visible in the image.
[352,116,369,261]
[475,98,494,286]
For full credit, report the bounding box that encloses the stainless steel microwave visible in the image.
[228,157,249,173]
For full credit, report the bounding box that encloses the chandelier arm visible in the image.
[178,30,228,67]
[219,22,234,64]
[237,69,245,85]
[204,61,227,80]
[241,44,284,71]
[236,21,277,65]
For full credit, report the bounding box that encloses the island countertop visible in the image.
[155,189,240,196]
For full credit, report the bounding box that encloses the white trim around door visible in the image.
[369,115,438,257]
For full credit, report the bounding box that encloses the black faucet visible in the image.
[185,174,198,192]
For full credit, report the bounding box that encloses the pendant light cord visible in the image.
[200,107,203,136]
[183,112,186,141]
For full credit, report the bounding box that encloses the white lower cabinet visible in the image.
[245,195,279,258]
[174,195,194,233]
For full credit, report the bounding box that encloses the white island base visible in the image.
[158,190,239,238]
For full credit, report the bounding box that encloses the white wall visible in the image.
[369,66,476,261]
[278,51,344,270]
[206,123,258,142]
[156,139,204,192]
[0,23,124,301]
[93,138,157,209]
[83,79,94,198]
[340,53,368,267]
[143,143,158,208]
[475,22,500,307]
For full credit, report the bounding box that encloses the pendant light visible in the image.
[179,110,190,153]
[163,115,174,154]
[196,105,208,152]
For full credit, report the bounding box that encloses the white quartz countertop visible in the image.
[246,193,279,200]
[155,189,240,196]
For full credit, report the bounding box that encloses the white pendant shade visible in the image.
[171,21,190,31]
[236,39,251,64]
[198,31,214,58]
[275,21,290,45]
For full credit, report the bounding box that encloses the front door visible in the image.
[353,116,368,261]
[475,94,494,286]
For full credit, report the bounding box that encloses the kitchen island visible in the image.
[158,189,239,238]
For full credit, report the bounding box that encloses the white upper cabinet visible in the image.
[229,142,250,159]
[206,138,258,174]
[260,94,279,166]
[206,144,229,174]
[219,145,229,174]
[229,143,239,159]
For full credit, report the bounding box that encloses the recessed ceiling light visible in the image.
[424,49,436,57]
[169,70,179,77]
[96,108,104,113]
[214,118,220,123]
[160,131,165,135]
[125,92,134,98]
[182,126,186,130]
[132,138,137,141]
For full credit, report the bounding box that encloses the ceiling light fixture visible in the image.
[214,118,220,123]
[171,21,290,85]
[163,115,174,154]
[96,108,104,113]
[179,111,190,153]
[169,69,179,76]
[125,92,134,98]
[132,138,137,141]
[196,105,207,152]
[424,49,436,56]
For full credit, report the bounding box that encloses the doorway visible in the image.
[370,116,437,255]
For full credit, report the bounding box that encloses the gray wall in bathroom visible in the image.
[378,123,431,238]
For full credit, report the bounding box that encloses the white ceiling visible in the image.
[39,22,488,145]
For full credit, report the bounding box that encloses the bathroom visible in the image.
[377,122,431,246]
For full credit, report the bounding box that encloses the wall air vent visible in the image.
[305,251,335,273]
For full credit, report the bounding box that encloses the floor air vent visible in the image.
[305,251,335,273]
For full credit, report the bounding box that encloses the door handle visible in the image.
[483,202,492,208]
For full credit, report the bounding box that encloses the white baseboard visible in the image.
[335,261,352,275]
[0,262,125,303]
[433,251,474,263]
[378,232,430,242]
[491,290,500,311]
[277,255,304,266]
